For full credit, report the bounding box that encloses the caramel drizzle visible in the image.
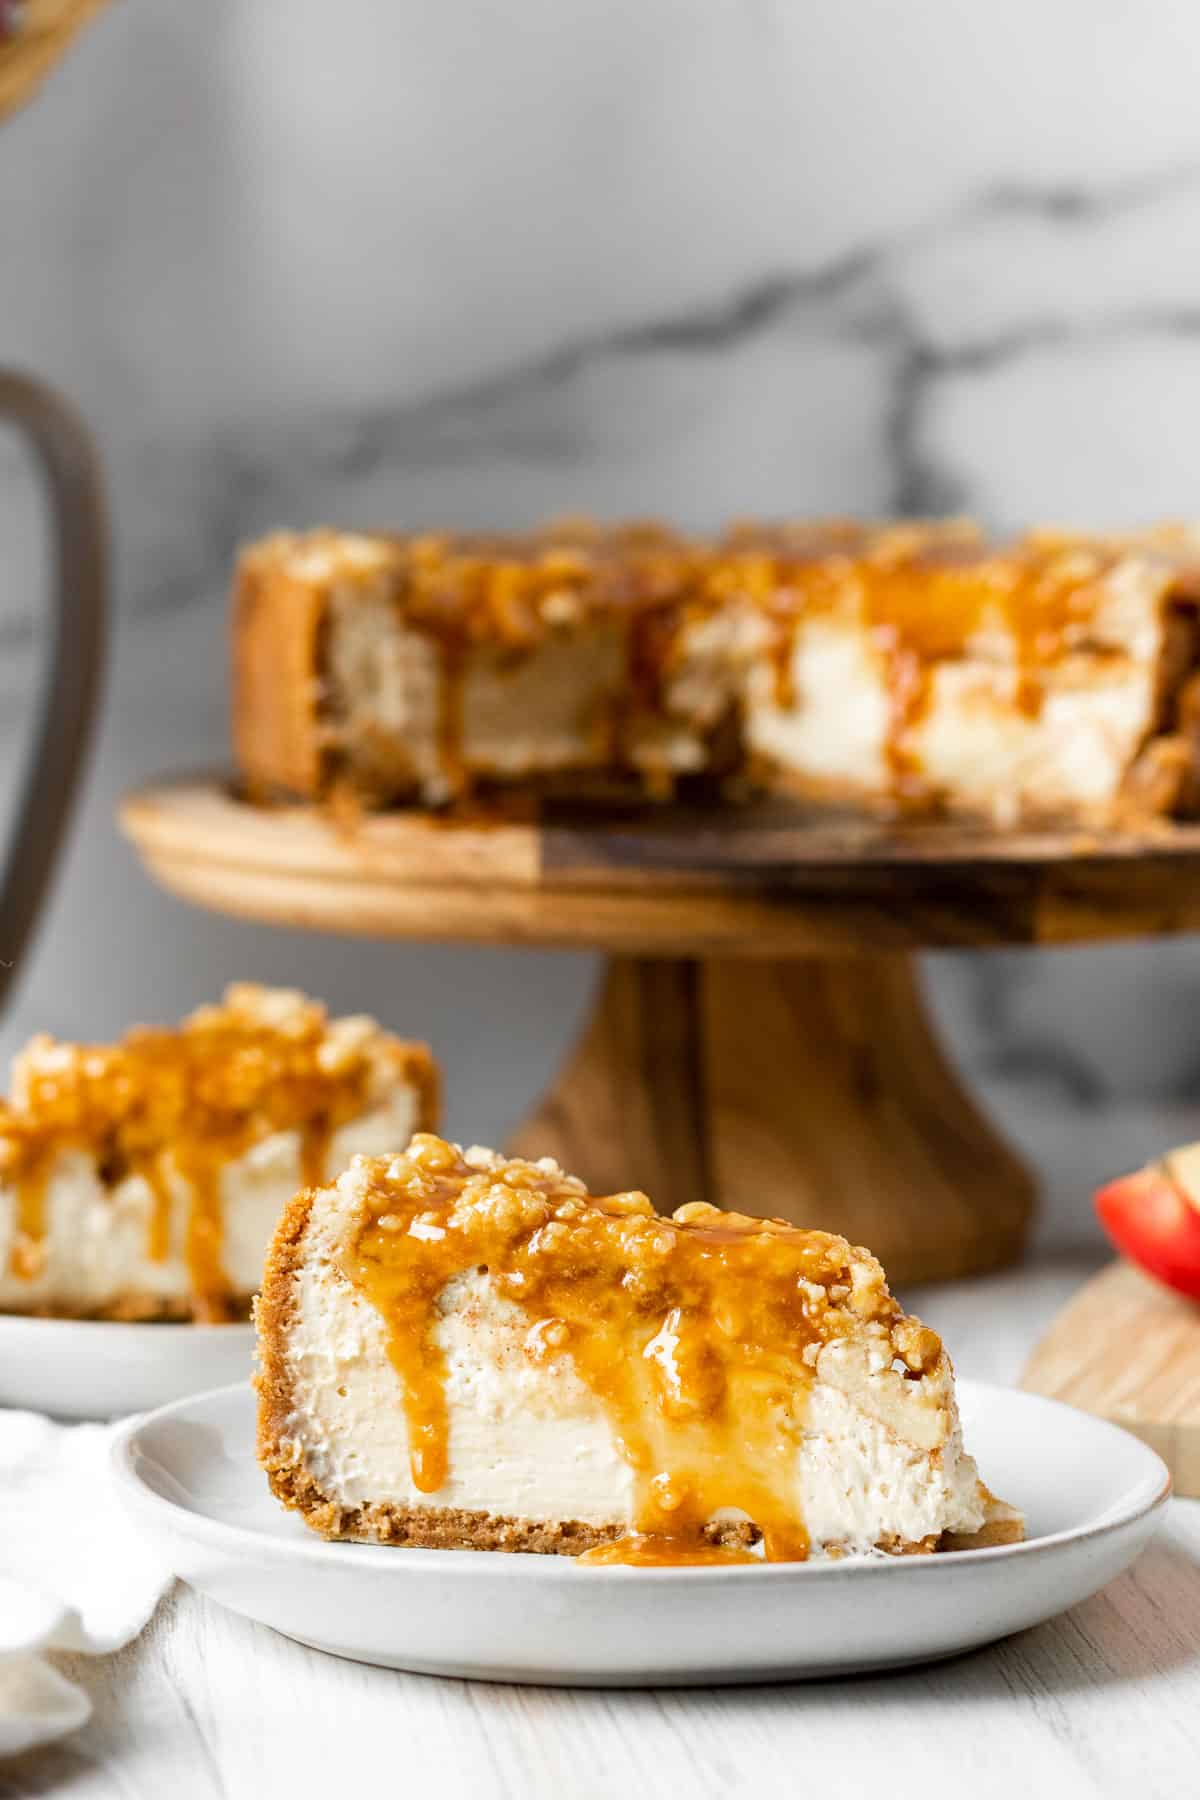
[149,1120,333,1323]
[2,996,377,1315]
[322,523,711,802]
[175,1143,230,1321]
[300,1118,332,1191]
[717,528,1134,810]
[9,1159,51,1280]
[435,639,468,801]
[303,518,1177,813]
[341,1136,934,1565]
[140,1153,174,1265]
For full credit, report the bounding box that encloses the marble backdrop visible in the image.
[5,0,1200,1251]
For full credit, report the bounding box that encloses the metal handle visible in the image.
[0,370,108,1019]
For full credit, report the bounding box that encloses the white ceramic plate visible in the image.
[110,1379,1169,1685]
[0,1315,255,1420]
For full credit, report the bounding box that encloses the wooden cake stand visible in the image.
[120,776,1200,1287]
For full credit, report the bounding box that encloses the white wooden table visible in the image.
[6,1254,1200,1800]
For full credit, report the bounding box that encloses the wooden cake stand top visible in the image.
[120,774,1200,957]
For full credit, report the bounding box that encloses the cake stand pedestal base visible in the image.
[508,950,1035,1287]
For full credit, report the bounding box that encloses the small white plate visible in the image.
[110,1379,1169,1685]
[0,1315,255,1420]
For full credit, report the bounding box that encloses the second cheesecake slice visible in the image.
[0,985,437,1322]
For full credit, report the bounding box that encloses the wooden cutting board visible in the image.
[1022,1260,1200,1495]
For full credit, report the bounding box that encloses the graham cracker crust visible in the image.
[7,1292,254,1323]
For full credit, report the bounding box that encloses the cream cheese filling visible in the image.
[742,621,1160,821]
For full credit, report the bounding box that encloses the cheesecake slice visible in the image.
[231,516,1200,826]
[0,985,437,1322]
[257,1134,1021,1561]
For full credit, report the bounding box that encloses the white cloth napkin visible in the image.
[0,1412,171,1756]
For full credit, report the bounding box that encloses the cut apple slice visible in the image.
[1095,1146,1200,1300]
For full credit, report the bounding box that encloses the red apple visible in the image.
[1095,1143,1200,1300]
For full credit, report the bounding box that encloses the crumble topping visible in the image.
[236,516,1200,815]
[245,516,1200,664]
[0,984,433,1318]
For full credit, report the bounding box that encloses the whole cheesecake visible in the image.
[232,517,1200,826]
[0,985,438,1322]
[256,1133,1021,1562]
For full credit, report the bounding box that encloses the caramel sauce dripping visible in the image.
[435,639,467,802]
[341,1135,934,1565]
[309,518,1200,813]
[180,1118,333,1323]
[174,1141,233,1321]
[362,524,708,798]
[1,989,377,1316]
[300,1119,332,1191]
[862,543,1114,796]
[399,522,701,647]
[769,624,797,711]
[310,515,1163,817]
[9,1156,51,1280]
[139,1153,174,1265]
[712,524,1130,809]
